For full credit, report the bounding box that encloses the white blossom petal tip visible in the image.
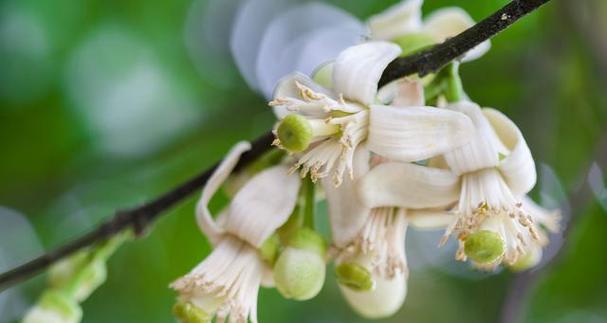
[483,108,537,195]
[333,41,402,105]
[225,165,301,247]
[367,0,423,40]
[368,105,475,163]
[196,142,251,244]
[357,162,460,209]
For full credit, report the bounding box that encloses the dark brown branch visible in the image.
[379,0,551,86]
[0,0,552,291]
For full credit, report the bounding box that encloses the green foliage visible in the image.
[1,0,605,322]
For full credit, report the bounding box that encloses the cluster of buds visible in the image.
[22,231,130,323]
[170,0,560,321]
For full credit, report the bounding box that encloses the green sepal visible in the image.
[287,228,326,257]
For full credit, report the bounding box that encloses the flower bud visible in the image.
[276,114,313,152]
[172,301,212,323]
[464,230,505,264]
[69,259,107,302]
[273,228,326,300]
[22,290,82,323]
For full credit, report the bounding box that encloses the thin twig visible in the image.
[379,0,551,86]
[0,0,553,291]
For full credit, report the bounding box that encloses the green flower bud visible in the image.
[335,262,374,292]
[68,260,107,302]
[287,228,326,256]
[172,301,211,323]
[273,247,325,300]
[23,290,82,323]
[273,228,326,300]
[464,230,505,264]
[393,33,436,56]
[276,114,313,153]
[48,251,89,289]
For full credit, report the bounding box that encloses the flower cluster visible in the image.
[170,0,560,321]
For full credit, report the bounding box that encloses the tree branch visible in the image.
[379,0,551,86]
[0,0,553,291]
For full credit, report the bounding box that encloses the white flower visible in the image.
[436,101,558,267]
[324,143,462,318]
[367,0,490,61]
[170,142,301,323]
[271,41,474,186]
[332,203,409,319]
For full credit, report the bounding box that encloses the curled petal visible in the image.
[256,2,364,97]
[376,79,425,107]
[224,165,301,247]
[483,108,537,195]
[367,105,474,162]
[367,0,423,40]
[407,208,455,229]
[323,146,371,247]
[422,7,490,61]
[443,101,505,175]
[357,162,459,209]
[271,72,333,119]
[196,142,251,244]
[333,42,402,105]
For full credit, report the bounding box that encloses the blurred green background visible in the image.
[1,0,606,322]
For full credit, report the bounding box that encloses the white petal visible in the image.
[196,142,251,243]
[230,0,294,92]
[333,42,402,105]
[357,162,459,209]
[422,7,490,61]
[367,0,423,40]
[443,101,505,175]
[271,72,332,119]
[256,2,364,97]
[483,108,537,195]
[406,208,455,229]
[376,79,424,107]
[323,146,371,247]
[224,165,300,247]
[367,105,474,162]
[340,271,407,319]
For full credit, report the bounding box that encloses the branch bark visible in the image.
[0,0,553,291]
